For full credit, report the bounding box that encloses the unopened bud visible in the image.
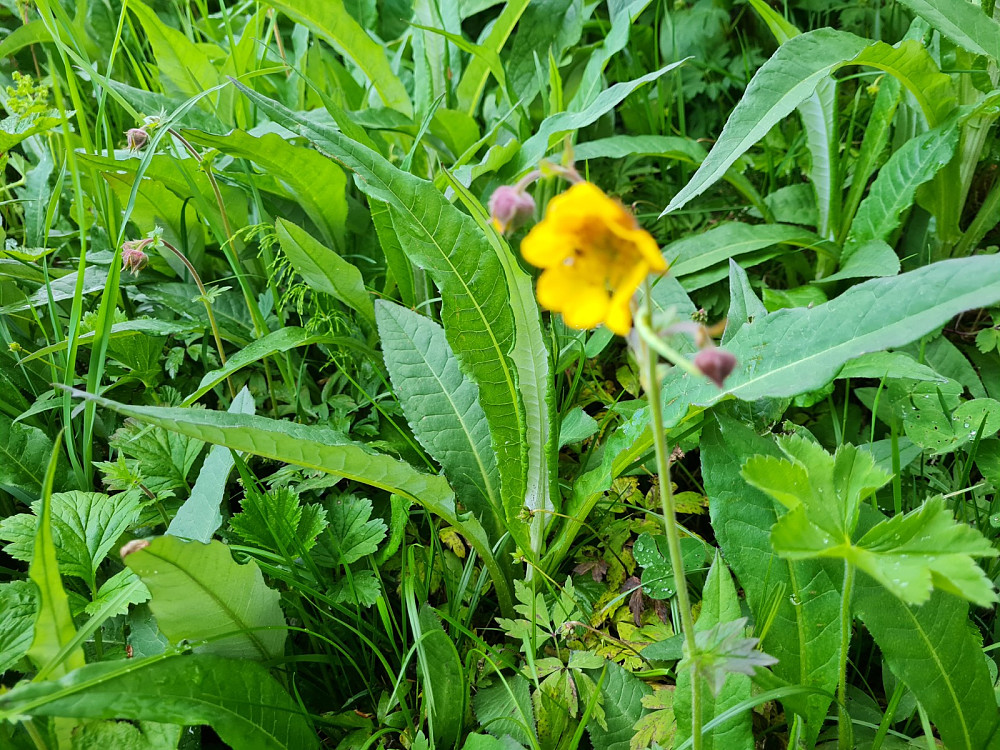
[126,128,148,152]
[694,347,737,388]
[121,240,149,275]
[120,539,150,558]
[488,185,535,234]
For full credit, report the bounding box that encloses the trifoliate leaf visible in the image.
[229,487,328,555]
[0,491,144,591]
[314,495,386,567]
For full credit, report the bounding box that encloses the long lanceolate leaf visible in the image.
[230,81,535,552]
[546,255,1000,568]
[661,29,955,217]
[0,654,318,750]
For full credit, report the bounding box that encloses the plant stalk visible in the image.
[838,560,856,750]
[638,287,702,750]
[158,240,235,398]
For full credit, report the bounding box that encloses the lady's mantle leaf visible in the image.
[743,438,997,605]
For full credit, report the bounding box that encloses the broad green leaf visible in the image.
[504,0,583,109]
[674,556,754,750]
[0,20,51,59]
[844,116,960,253]
[417,605,466,748]
[0,415,63,501]
[558,407,599,448]
[0,491,143,593]
[376,300,501,531]
[662,29,955,216]
[631,687,676,750]
[125,536,286,661]
[855,585,999,750]
[633,534,706,600]
[701,416,838,746]
[27,436,86,679]
[894,0,1000,62]
[329,569,381,608]
[586,660,651,750]
[275,218,375,327]
[841,75,902,240]
[264,0,411,116]
[230,487,327,556]
[168,387,255,543]
[0,654,318,750]
[836,351,945,383]
[743,436,892,539]
[553,255,1000,571]
[319,495,386,566]
[0,581,37,674]
[232,82,528,548]
[439,170,554,572]
[664,222,836,281]
[185,130,348,249]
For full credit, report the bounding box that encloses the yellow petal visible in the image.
[561,285,610,330]
[536,265,575,313]
[604,299,633,335]
[521,222,574,268]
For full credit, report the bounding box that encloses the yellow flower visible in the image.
[520,182,667,335]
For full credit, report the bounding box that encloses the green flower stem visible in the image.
[838,560,856,750]
[157,239,235,398]
[638,283,702,750]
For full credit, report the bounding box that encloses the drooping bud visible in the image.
[488,185,536,234]
[126,128,149,152]
[694,347,737,388]
[121,240,149,275]
[120,539,150,558]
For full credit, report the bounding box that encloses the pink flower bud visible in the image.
[488,185,535,234]
[694,347,737,388]
[126,128,148,152]
[121,240,149,275]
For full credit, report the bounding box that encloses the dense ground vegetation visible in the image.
[3,0,1000,748]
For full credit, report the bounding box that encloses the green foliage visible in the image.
[5,0,1000,747]
[125,536,287,661]
[743,436,997,606]
[0,655,317,750]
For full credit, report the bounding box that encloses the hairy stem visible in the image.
[638,281,702,750]
[838,561,856,750]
